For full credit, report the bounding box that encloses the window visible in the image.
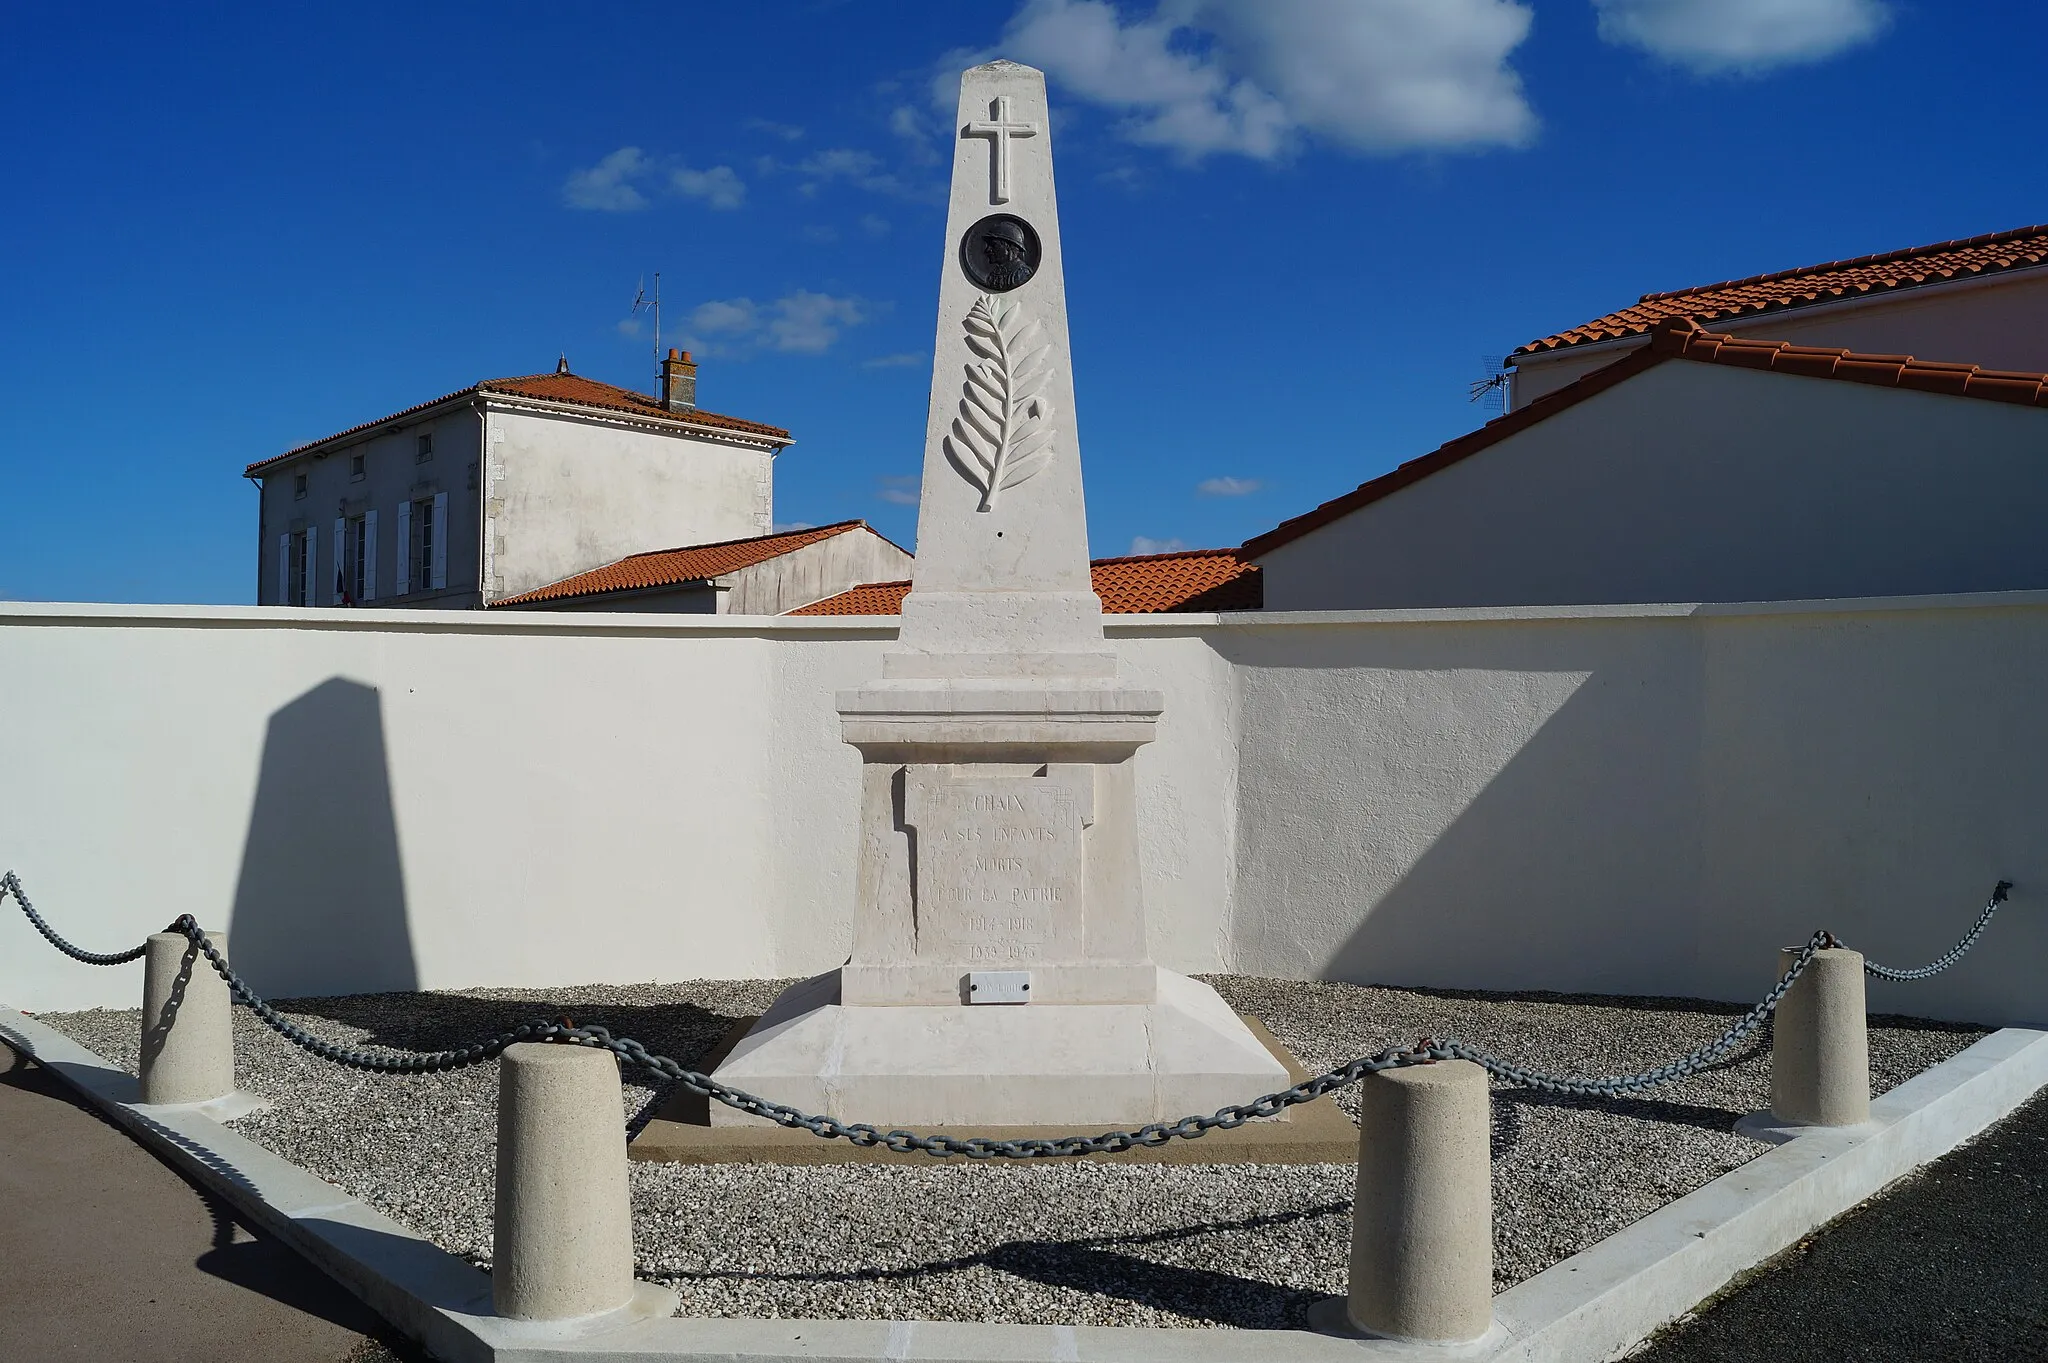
[281,524,316,606]
[338,513,375,604]
[394,493,443,595]
[416,432,434,463]
[350,453,365,480]
[293,472,308,499]
[412,496,435,588]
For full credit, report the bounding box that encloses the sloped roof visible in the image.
[1517,222,2048,357]
[246,370,791,475]
[493,521,880,607]
[1245,317,2048,559]
[788,547,1262,616]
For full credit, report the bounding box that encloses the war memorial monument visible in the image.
[710,59,1292,1128]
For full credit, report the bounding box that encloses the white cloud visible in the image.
[564,147,746,211]
[862,351,927,369]
[860,213,892,238]
[616,318,644,337]
[772,520,816,533]
[890,103,944,164]
[968,0,1536,162]
[747,118,806,141]
[1593,0,1889,74]
[683,291,868,357]
[562,147,650,211]
[877,475,922,506]
[1197,475,1262,496]
[1129,535,1189,555]
[670,163,746,209]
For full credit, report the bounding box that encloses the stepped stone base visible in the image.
[707,966,1291,1130]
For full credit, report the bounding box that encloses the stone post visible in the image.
[139,930,234,1105]
[493,1042,636,1321]
[1346,1059,1493,1343]
[1770,946,1870,1127]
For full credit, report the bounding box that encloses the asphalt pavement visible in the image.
[0,1041,421,1363]
[1635,1086,2048,1361]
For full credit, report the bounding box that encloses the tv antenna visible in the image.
[1468,354,1509,413]
[632,272,661,387]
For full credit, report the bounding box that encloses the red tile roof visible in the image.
[1517,222,2048,356]
[788,547,1262,616]
[493,521,878,607]
[1244,318,2048,559]
[245,369,791,475]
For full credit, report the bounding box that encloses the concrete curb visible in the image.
[4,1007,2043,1363]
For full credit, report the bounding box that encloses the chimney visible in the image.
[660,348,697,411]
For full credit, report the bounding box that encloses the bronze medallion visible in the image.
[960,213,1041,293]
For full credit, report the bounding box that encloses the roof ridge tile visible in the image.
[1525,222,2048,356]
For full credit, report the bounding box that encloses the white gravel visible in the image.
[35,975,1982,1330]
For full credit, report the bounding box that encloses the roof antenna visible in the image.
[1468,355,1508,413]
[632,271,661,392]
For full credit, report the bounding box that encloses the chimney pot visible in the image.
[660,347,698,412]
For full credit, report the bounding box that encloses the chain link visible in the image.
[2,872,2016,1158]
[1862,881,2012,981]
[1,871,148,965]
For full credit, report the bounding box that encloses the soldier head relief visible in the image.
[960,214,1041,293]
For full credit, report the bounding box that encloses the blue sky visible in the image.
[2,0,2043,604]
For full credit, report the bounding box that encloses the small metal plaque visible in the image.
[966,970,1033,1005]
[960,214,1041,293]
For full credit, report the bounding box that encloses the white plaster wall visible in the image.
[487,409,774,601]
[2,597,2042,1025]
[1261,364,2048,611]
[1510,268,2048,409]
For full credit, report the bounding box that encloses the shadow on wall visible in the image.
[227,677,417,997]
[1217,620,1707,999]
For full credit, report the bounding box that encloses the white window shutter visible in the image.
[430,491,449,590]
[333,518,346,604]
[394,502,411,595]
[363,510,378,600]
[304,523,318,607]
[277,533,290,605]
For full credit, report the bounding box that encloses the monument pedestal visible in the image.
[709,680,1291,1128]
[710,966,1287,1129]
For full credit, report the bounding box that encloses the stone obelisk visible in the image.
[711,60,1286,1128]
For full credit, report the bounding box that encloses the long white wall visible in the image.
[3,595,2042,1026]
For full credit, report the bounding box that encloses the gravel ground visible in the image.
[37,976,1983,1331]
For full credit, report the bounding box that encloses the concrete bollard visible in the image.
[1346,1059,1493,1343]
[493,1042,636,1321]
[1770,945,1870,1127]
[140,930,235,1105]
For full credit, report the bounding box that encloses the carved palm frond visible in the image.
[944,294,1056,511]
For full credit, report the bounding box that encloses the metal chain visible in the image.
[0,871,148,965]
[1,873,2016,1158]
[1861,881,2012,981]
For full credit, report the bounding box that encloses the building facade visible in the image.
[246,351,793,609]
[1247,321,2048,611]
[493,521,914,615]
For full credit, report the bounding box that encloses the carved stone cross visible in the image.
[963,95,1040,205]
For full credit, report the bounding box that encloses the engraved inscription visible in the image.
[908,775,1081,964]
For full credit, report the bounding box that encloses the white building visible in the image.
[245,350,793,609]
[1247,319,2048,611]
[1507,221,2048,411]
